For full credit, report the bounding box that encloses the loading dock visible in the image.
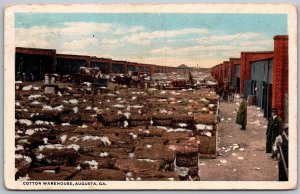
[15,47,56,81]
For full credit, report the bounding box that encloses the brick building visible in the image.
[249,57,273,117]
[15,47,176,78]
[240,51,274,96]
[210,35,288,121]
[222,61,230,83]
[272,35,288,121]
[15,47,56,80]
[229,58,241,92]
[90,57,112,73]
[56,54,90,76]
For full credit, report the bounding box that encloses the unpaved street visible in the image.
[200,98,278,181]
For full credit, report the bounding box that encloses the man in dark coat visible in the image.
[266,108,283,153]
[236,97,247,130]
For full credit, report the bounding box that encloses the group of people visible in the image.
[235,96,288,181]
[216,82,235,102]
[16,72,35,82]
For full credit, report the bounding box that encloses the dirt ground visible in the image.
[200,98,278,181]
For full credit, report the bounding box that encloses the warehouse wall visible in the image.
[240,52,274,95]
[272,35,288,121]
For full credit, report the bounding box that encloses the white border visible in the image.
[4,3,297,190]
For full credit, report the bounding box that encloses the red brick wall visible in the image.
[223,61,230,82]
[272,35,288,121]
[229,58,240,83]
[240,52,274,94]
[217,64,222,85]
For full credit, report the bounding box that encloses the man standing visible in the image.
[266,108,283,154]
[236,97,247,130]
[278,126,288,181]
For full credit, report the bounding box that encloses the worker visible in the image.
[266,108,283,154]
[236,96,247,130]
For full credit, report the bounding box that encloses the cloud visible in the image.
[151,45,238,55]
[15,20,274,68]
[101,39,118,45]
[15,22,117,51]
[15,22,113,39]
[127,25,145,33]
[123,28,209,45]
[151,47,175,54]
[61,22,112,35]
[16,39,51,49]
[238,39,273,47]
[197,32,262,44]
[61,37,100,50]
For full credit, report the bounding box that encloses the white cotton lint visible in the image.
[69,99,78,104]
[35,120,44,125]
[17,174,30,181]
[19,119,33,126]
[123,112,131,119]
[36,153,44,160]
[202,131,211,137]
[237,156,244,160]
[206,125,213,130]
[73,107,78,113]
[60,135,67,143]
[128,153,134,158]
[100,152,109,157]
[114,104,124,108]
[15,145,24,151]
[146,144,152,149]
[178,123,187,127]
[220,159,227,164]
[66,144,80,151]
[28,94,42,100]
[83,160,98,170]
[124,120,129,127]
[42,138,48,144]
[69,136,80,142]
[208,104,215,108]
[25,129,35,136]
[202,107,209,112]
[137,159,156,163]
[195,124,206,130]
[100,136,111,145]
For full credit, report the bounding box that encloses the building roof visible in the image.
[274,35,288,40]
[177,64,190,69]
[16,47,56,55]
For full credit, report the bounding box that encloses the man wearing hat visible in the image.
[266,108,283,154]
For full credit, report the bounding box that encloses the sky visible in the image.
[15,13,287,68]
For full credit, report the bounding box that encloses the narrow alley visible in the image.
[200,98,278,181]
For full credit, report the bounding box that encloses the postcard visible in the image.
[4,3,297,190]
